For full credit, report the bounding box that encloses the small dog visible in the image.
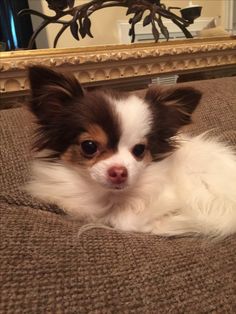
[27,66,236,237]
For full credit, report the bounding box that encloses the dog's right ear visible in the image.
[28,65,84,122]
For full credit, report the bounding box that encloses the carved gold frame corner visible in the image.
[1,36,236,102]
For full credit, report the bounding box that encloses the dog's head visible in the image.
[28,66,201,190]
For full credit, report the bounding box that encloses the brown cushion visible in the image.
[1,202,235,313]
[1,76,236,313]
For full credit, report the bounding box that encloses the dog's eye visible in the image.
[81,140,98,156]
[132,144,146,158]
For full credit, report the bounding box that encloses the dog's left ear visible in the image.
[145,86,202,160]
[145,86,202,132]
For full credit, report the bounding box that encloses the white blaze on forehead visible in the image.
[89,95,153,188]
[111,95,153,147]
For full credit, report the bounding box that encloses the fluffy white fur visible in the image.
[112,95,153,147]
[27,95,236,238]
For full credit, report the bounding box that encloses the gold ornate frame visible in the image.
[1,36,236,103]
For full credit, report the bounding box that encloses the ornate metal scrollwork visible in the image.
[19,0,201,49]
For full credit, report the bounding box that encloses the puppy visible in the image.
[26,65,236,237]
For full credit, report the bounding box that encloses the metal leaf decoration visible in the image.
[143,14,152,27]
[19,0,196,49]
[156,16,169,40]
[152,21,160,42]
[131,11,144,24]
[83,17,93,38]
[70,20,79,40]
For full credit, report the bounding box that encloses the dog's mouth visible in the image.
[89,172,130,191]
[100,181,128,191]
[113,184,127,190]
[107,182,128,191]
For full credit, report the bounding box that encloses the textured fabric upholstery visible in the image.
[1,77,236,313]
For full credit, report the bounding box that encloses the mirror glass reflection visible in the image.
[0,0,235,51]
[29,0,235,49]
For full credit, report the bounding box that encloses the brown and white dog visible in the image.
[27,66,236,237]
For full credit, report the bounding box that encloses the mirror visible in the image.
[27,0,235,49]
[0,0,235,108]
[0,0,235,51]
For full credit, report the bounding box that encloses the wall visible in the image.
[29,0,225,49]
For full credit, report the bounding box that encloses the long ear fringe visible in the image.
[145,86,202,161]
[145,86,202,120]
[145,86,202,131]
[28,65,83,95]
[27,66,84,155]
[28,65,84,121]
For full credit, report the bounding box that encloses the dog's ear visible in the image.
[28,66,84,154]
[28,65,84,123]
[145,86,202,160]
[145,86,202,132]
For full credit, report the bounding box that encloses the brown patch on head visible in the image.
[28,66,122,159]
[61,145,80,164]
[61,123,117,167]
[61,145,115,168]
[77,90,122,150]
[79,124,108,147]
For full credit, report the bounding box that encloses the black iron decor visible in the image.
[19,0,202,49]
